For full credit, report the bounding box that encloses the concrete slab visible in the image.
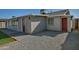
[0,29,79,50]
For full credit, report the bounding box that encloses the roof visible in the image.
[27,14,73,17]
[8,14,48,20]
[7,14,73,21]
[73,17,79,20]
[0,19,7,21]
[6,9,72,20]
[47,15,73,17]
[46,9,70,16]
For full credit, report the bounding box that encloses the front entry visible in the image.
[62,18,67,32]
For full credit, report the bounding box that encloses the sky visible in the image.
[0,9,79,19]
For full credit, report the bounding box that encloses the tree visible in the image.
[12,16,15,18]
[40,9,46,14]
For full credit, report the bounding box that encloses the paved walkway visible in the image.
[0,29,79,50]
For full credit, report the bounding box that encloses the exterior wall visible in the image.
[7,16,46,34]
[6,15,72,34]
[6,17,31,34]
[72,19,75,30]
[67,16,72,32]
[24,17,31,34]
[18,18,23,32]
[47,16,61,31]
[15,17,31,33]
[78,21,79,31]
[47,16,72,32]
[6,20,11,29]
[31,16,46,33]
[72,19,79,31]
[0,21,6,28]
[7,20,18,31]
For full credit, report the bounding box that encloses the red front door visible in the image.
[62,18,67,32]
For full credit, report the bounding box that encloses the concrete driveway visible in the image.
[0,29,79,50]
[13,31,68,50]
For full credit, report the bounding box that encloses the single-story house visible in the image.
[6,9,73,34]
[6,15,47,34]
[0,19,6,28]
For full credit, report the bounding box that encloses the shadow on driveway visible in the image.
[0,28,27,37]
[61,31,79,50]
[32,30,63,37]
[0,29,63,38]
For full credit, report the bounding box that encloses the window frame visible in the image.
[48,17,54,25]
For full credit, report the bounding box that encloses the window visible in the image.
[11,20,18,26]
[48,17,54,25]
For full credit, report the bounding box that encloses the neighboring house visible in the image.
[0,19,6,28]
[6,9,73,34]
[72,18,79,31]
[6,18,18,31]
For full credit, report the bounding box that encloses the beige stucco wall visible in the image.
[6,15,72,34]
[47,16,72,32]
[16,17,31,33]
[0,22,6,28]
[24,17,31,34]
[6,17,31,34]
[17,18,23,32]
[72,19,75,30]
[47,16,61,31]
[67,16,72,32]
